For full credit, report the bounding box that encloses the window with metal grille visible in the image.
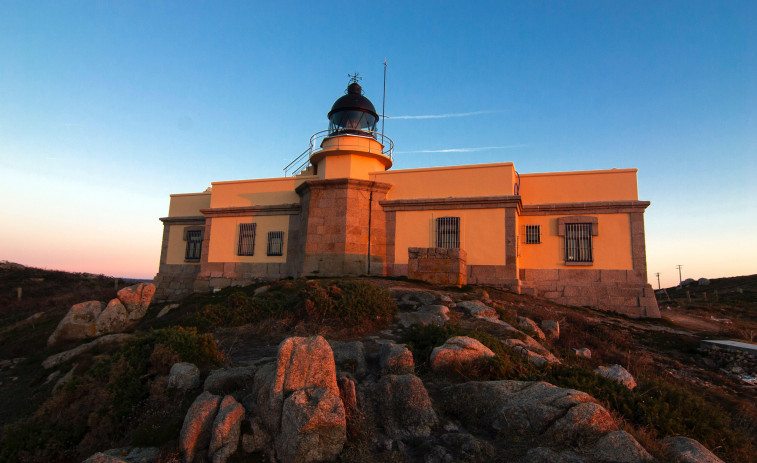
[237,223,256,256]
[525,225,541,244]
[267,231,284,256]
[436,217,460,249]
[565,223,593,263]
[185,230,203,261]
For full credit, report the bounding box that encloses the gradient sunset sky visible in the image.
[1,1,754,287]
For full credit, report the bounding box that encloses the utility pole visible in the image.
[676,265,683,286]
[655,272,661,290]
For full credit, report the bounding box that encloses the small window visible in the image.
[436,217,460,249]
[238,223,256,256]
[565,223,593,263]
[185,229,203,262]
[267,231,284,256]
[525,225,541,244]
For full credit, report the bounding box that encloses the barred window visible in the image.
[238,223,256,256]
[267,231,284,256]
[565,223,593,263]
[436,217,460,249]
[525,225,541,244]
[185,229,203,262]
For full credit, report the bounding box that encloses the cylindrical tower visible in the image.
[310,79,393,179]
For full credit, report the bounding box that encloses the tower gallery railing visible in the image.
[283,130,394,177]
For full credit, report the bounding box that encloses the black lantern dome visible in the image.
[327,81,379,135]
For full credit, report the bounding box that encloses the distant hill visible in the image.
[0,261,149,316]
[664,273,757,294]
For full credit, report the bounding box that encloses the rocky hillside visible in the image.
[0,267,755,463]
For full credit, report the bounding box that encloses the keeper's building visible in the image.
[154,79,659,318]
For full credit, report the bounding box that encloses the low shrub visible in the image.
[530,364,751,461]
[190,279,396,333]
[402,324,751,461]
[0,327,222,463]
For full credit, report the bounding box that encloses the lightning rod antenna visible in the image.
[381,59,387,138]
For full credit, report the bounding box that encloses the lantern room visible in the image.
[327,80,379,135]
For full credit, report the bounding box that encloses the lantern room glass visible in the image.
[328,109,377,135]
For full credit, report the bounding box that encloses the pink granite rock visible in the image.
[209,395,244,463]
[180,392,221,463]
[95,298,130,335]
[117,283,156,320]
[430,336,495,371]
[596,364,637,390]
[254,336,339,434]
[379,342,415,374]
[47,300,103,346]
[276,387,346,463]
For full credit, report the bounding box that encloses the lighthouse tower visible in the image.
[309,78,393,179]
[294,78,393,276]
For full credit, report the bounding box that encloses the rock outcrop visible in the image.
[441,381,616,441]
[541,320,560,340]
[42,334,134,369]
[590,430,653,462]
[365,374,438,439]
[208,396,245,463]
[661,436,725,463]
[180,392,246,463]
[430,336,495,371]
[379,342,415,375]
[457,300,499,320]
[95,299,130,335]
[168,362,200,390]
[180,392,222,463]
[47,300,103,346]
[276,387,346,463]
[117,283,157,321]
[596,364,637,390]
[518,316,546,340]
[397,304,450,328]
[330,341,367,378]
[47,283,156,346]
[505,337,561,366]
[252,336,346,463]
[203,367,256,396]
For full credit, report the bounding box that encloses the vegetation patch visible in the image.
[189,279,396,334]
[402,322,753,462]
[0,326,222,463]
[401,324,536,379]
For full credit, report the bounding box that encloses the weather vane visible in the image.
[348,72,362,84]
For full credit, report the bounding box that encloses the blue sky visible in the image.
[1,1,754,286]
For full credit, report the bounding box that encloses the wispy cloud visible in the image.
[388,110,501,120]
[396,144,528,154]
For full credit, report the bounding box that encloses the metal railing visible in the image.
[283,129,394,177]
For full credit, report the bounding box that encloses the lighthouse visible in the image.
[306,77,393,180]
